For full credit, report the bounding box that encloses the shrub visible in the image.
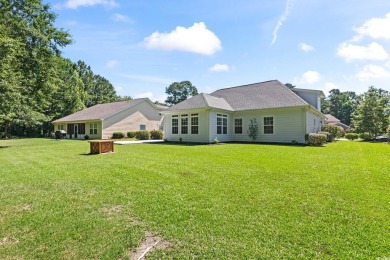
[112,132,125,139]
[318,131,333,142]
[345,133,359,140]
[306,133,327,146]
[359,133,373,141]
[127,131,136,138]
[322,124,344,139]
[84,135,89,140]
[150,129,163,140]
[213,137,219,144]
[135,130,149,140]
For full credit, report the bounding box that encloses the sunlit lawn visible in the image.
[0,139,389,259]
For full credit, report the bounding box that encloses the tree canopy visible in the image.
[0,0,128,137]
[165,81,198,106]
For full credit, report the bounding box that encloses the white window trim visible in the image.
[190,113,199,135]
[217,113,228,135]
[89,122,98,135]
[234,118,243,135]
[263,116,275,135]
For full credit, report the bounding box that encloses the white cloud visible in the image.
[112,13,134,24]
[106,60,118,68]
[385,61,390,68]
[209,64,229,72]
[135,91,167,103]
[356,64,390,81]
[337,42,388,62]
[353,12,390,41]
[65,0,118,9]
[324,82,338,91]
[271,0,295,46]
[294,70,321,84]
[143,22,222,55]
[299,43,314,52]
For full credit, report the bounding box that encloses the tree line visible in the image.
[0,0,129,137]
[321,87,389,136]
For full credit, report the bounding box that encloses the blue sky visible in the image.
[49,0,390,102]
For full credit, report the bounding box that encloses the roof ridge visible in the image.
[212,79,280,93]
[199,93,210,107]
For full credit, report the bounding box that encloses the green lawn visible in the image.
[0,139,389,259]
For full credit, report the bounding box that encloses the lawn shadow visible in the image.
[145,141,309,148]
[0,146,10,149]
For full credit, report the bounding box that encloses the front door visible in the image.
[74,124,78,139]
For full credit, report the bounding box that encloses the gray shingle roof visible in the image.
[166,93,233,111]
[325,114,340,123]
[211,80,309,111]
[53,98,152,123]
[166,80,311,112]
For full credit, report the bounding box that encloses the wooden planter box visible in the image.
[89,140,114,154]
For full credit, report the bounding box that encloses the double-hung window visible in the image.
[172,115,179,134]
[191,113,198,134]
[89,123,97,135]
[58,124,64,131]
[181,114,188,134]
[217,114,228,134]
[234,118,243,134]
[263,117,274,134]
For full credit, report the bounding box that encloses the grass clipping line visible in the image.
[131,231,171,260]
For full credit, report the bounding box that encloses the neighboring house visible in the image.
[53,98,166,139]
[162,80,326,143]
[325,114,350,130]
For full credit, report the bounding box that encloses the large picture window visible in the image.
[172,115,178,134]
[89,123,97,135]
[191,113,198,134]
[217,114,228,134]
[234,118,242,134]
[263,117,274,134]
[181,114,188,134]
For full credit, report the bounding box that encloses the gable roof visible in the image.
[166,93,233,111]
[325,114,340,123]
[53,98,163,123]
[165,80,313,112]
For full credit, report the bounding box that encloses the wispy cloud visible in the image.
[143,22,222,55]
[299,43,314,52]
[106,60,119,69]
[111,13,134,24]
[209,64,230,72]
[65,0,118,9]
[271,0,295,46]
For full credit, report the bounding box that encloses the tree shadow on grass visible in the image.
[0,146,10,149]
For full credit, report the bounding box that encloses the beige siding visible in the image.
[164,111,210,142]
[232,108,306,143]
[102,101,163,139]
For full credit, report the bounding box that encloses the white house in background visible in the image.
[161,80,326,144]
[52,98,166,139]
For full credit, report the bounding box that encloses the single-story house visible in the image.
[325,114,350,130]
[52,98,166,139]
[161,80,326,144]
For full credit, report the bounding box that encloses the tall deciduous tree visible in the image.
[165,81,198,106]
[321,89,358,125]
[353,87,389,136]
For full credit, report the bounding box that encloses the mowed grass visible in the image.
[0,139,389,259]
